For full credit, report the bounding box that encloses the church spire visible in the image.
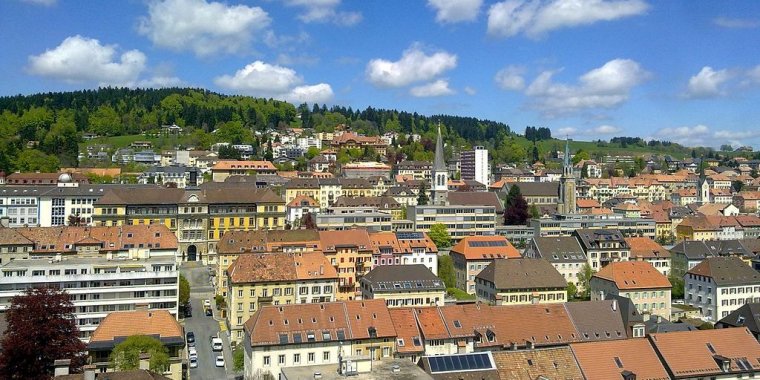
[434,122,446,172]
[563,137,571,168]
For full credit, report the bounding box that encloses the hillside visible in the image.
[0,87,749,174]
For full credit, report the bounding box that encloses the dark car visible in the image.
[186,331,195,344]
[184,303,192,318]
[205,308,213,317]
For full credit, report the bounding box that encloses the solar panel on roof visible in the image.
[468,241,508,247]
[427,353,494,374]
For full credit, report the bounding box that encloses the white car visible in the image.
[189,357,198,368]
[203,299,211,308]
[215,355,225,368]
[188,347,197,359]
[211,337,223,351]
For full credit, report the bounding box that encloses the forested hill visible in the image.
[0,87,512,172]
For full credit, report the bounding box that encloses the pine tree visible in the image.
[417,181,430,205]
[504,185,529,225]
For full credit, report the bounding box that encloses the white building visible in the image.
[0,252,178,341]
[685,256,760,321]
[460,146,489,186]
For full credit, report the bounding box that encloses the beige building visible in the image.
[625,237,671,276]
[450,236,521,295]
[319,229,376,300]
[359,264,445,307]
[210,160,277,182]
[225,252,338,343]
[475,258,568,305]
[590,261,672,321]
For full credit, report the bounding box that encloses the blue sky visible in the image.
[2,0,760,149]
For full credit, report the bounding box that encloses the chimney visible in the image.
[83,365,96,380]
[139,353,151,370]
[319,265,324,275]
[53,359,71,377]
[612,299,618,311]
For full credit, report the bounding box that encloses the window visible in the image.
[323,351,330,361]
[278,355,285,365]
[308,352,315,363]
[293,354,301,364]
[263,356,270,366]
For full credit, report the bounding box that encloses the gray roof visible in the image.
[645,320,697,334]
[507,182,559,197]
[531,237,587,263]
[688,257,760,286]
[476,258,567,290]
[384,187,416,196]
[447,192,504,213]
[361,265,444,292]
[565,300,627,341]
[573,229,627,250]
[717,303,760,334]
[433,125,446,172]
[669,240,715,260]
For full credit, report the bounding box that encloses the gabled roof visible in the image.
[476,258,567,290]
[286,194,319,207]
[450,236,521,261]
[593,261,671,290]
[319,229,375,253]
[446,191,504,213]
[361,265,444,292]
[530,237,587,263]
[717,303,760,334]
[565,300,628,341]
[0,228,33,246]
[88,310,183,349]
[414,307,450,340]
[571,338,670,380]
[688,257,760,286]
[669,240,715,260]
[625,237,670,259]
[507,182,559,197]
[344,299,396,339]
[492,347,584,380]
[245,302,353,347]
[226,252,337,284]
[388,309,424,354]
[211,160,276,171]
[649,328,760,377]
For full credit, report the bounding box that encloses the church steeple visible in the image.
[431,122,448,205]
[563,137,572,177]
[559,137,576,214]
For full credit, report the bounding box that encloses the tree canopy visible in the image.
[504,185,529,225]
[110,335,170,373]
[428,223,452,249]
[0,286,86,378]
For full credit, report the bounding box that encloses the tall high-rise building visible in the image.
[432,123,449,205]
[558,138,577,214]
[461,146,490,186]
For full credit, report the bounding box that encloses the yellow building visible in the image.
[225,252,338,343]
[475,258,568,305]
[319,229,376,300]
[285,178,375,209]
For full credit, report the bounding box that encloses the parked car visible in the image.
[203,299,211,308]
[215,355,225,368]
[186,331,195,344]
[211,337,223,351]
[188,347,197,359]
[189,357,198,369]
[205,308,213,317]
[184,303,192,318]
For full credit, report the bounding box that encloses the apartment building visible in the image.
[285,178,376,209]
[88,310,184,380]
[475,258,567,305]
[530,213,656,238]
[243,299,395,379]
[524,237,587,287]
[624,237,671,276]
[460,146,489,186]
[316,207,393,232]
[685,257,760,320]
[360,265,445,307]
[573,229,630,270]
[396,161,431,181]
[408,204,497,241]
[225,252,338,342]
[368,231,438,274]
[450,236,521,295]
[210,160,277,182]
[590,261,672,321]
[571,338,670,380]
[319,229,376,300]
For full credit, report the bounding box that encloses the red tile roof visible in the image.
[89,310,182,344]
[226,252,337,284]
[450,236,521,261]
[593,261,671,290]
[625,237,671,259]
[388,309,424,354]
[571,338,670,380]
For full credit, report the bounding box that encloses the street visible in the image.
[182,262,240,380]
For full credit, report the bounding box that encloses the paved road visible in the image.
[182,262,240,380]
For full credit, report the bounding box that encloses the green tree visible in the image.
[88,104,121,136]
[428,223,451,249]
[504,185,529,225]
[437,255,456,288]
[179,274,190,306]
[417,181,430,206]
[233,345,245,371]
[218,145,242,160]
[305,146,321,159]
[576,263,595,299]
[669,274,684,299]
[566,282,578,299]
[16,149,60,172]
[529,203,540,219]
[572,149,590,165]
[110,335,169,373]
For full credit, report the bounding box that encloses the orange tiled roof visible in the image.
[388,309,424,354]
[287,194,319,207]
[593,261,671,290]
[576,199,601,208]
[450,236,521,261]
[625,237,670,259]
[319,229,376,253]
[89,310,182,343]
[212,160,276,171]
[226,252,337,284]
[571,338,670,380]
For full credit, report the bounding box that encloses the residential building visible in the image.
[573,228,630,270]
[733,190,760,211]
[387,308,424,362]
[530,213,656,238]
[685,256,760,320]
[716,303,760,340]
[396,161,431,181]
[316,207,393,232]
[524,236,587,287]
[225,252,338,342]
[285,195,319,226]
[649,328,760,379]
[0,225,179,341]
[1,171,88,186]
[571,338,670,380]
[449,236,521,294]
[333,196,403,220]
[87,310,184,380]
[243,299,395,379]
[319,229,376,300]
[460,146,489,186]
[625,237,671,276]
[341,162,392,179]
[285,178,375,209]
[491,348,584,380]
[505,182,560,207]
[670,240,716,278]
[210,160,277,182]
[368,231,438,275]
[475,258,567,305]
[360,265,445,307]
[590,261,672,321]
[330,131,387,156]
[0,228,34,264]
[137,165,201,188]
[407,204,497,241]
[564,299,629,341]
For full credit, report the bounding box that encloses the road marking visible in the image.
[219,320,227,332]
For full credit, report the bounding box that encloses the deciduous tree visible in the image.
[179,274,190,306]
[428,223,451,249]
[504,185,529,225]
[110,335,169,373]
[437,255,456,289]
[576,264,595,300]
[0,286,86,378]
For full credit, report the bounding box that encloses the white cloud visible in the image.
[487,0,649,38]
[283,0,362,26]
[685,66,733,98]
[427,0,482,23]
[557,127,578,135]
[592,125,622,134]
[27,35,146,86]
[653,124,710,147]
[215,61,333,104]
[263,31,311,49]
[21,0,56,6]
[410,80,455,97]
[524,58,650,116]
[366,44,457,88]
[138,0,270,57]
[494,65,526,90]
[557,124,621,136]
[713,17,760,29]
[136,76,185,88]
[464,86,477,95]
[745,65,760,84]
